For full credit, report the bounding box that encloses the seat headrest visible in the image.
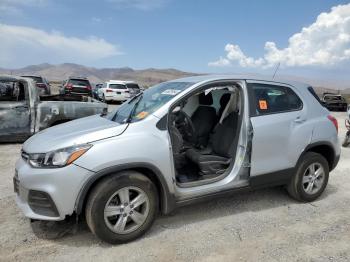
[198,92,213,105]
[220,93,231,108]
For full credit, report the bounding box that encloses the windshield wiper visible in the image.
[126,93,143,123]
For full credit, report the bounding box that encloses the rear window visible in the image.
[22,76,43,83]
[249,83,303,115]
[109,84,127,89]
[126,83,140,90]
[0,81,26,101]
[69,79,90,86]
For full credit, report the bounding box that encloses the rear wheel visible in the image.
[102,94,107,103]
[85,171,158,244]
[287,152,329,202]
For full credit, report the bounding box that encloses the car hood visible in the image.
[23,115,127,153]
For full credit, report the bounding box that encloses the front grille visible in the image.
[28,190,59,217]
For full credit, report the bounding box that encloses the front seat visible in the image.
[218,93,231,117]
[190,92,217,148]
[186,94,239,176]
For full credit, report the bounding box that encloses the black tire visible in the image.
[102,94,107,103]
[85,171,158,244]
[287,152,329,202]
[342,133,350,147]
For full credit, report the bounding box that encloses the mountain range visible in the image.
[0,63,349,95]
[0,63,197,87]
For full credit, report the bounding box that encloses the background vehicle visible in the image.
[321,93,348,111]
[60,77,92,96]
[21,75,51,95]
[15,75,340,244]
[0,75,107,142]
[126,81,142,97]
[97,80,133,103]
[92,83,103,100]
[343,107,350,147]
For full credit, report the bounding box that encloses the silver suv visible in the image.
[14,75,340,244]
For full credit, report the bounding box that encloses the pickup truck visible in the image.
[0,75,108,142]
[321,93,348,111]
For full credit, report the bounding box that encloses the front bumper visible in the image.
[14,157,95,221]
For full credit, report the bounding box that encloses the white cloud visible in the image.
[209,3,350,68]
[0,23,121,68]
[0,0,47,15]
[92,17,102,23]
[107,0,167,10]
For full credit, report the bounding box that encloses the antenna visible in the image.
[272,62,280,80]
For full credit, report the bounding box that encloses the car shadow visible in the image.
[30,184,338,247]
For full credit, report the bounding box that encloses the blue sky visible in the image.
[0,0,350,85]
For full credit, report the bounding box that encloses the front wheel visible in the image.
[85,171,158,244]
[287,152,329,202]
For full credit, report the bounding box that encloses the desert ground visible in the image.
[0,111,349,262]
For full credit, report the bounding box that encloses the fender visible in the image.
[74,162,176,216]
[302,141,338,171]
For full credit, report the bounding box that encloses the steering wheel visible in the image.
[175,110,196,142]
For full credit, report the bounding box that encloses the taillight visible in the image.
[86,85,91,90]
[327,115,338,133]
[65,83,73,89]
[106,89,113,93]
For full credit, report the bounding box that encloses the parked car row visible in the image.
[0,75,107,142]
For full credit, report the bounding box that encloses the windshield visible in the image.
[69,79,90,86]
[324,95,344,101]
[107,81,194,124]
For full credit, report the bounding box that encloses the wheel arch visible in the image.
[75,163,176,216]
[302,141,338,171]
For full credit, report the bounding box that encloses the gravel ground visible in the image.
[0,112,349,262]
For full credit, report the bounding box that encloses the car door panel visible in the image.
[248,81,312,177]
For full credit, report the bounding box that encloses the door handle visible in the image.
[294,116,306,123]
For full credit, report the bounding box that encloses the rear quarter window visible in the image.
[248,83,303,116]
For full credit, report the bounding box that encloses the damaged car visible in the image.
[0,75,107,142]
[14,75,340,244]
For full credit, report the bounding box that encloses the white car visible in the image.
[98,80,140,103]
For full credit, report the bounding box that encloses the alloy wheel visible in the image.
[104,186,150,235]
[302,163,325,195]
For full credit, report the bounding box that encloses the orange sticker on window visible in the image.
[259,100,268,110]
[136,111,149,119]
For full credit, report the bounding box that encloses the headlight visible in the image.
[27,144,92,168]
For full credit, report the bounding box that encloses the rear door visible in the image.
[248,81,313,180]
[0,80,31,141]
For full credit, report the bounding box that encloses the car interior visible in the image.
[168,83,243,185]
